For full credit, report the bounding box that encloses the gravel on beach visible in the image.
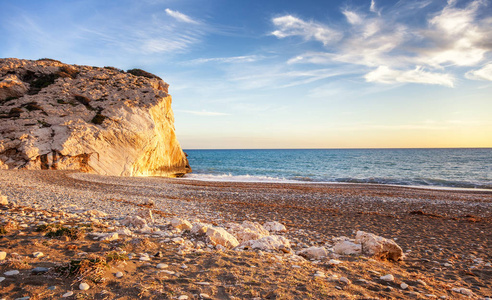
[0,170,491,299]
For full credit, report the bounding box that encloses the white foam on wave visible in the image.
[183,173,299,183]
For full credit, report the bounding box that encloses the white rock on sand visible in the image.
[206,227,239,249]
[0,193,7,205]
[191,222,210,234]
[79,282,90,290]
[263,221,287,232]
[0,251,6,260]
[170,218,192,231]
[333,240,362,255]
[355,231,403,261]
[240,235,291,251]
[120,216,147,229]
[226,221,269,243]
[297,247,329,259]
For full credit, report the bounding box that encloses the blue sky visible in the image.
[1,0,491,148]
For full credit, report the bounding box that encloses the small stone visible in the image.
[328,259,342,265]
[32,252,44,258]
[451,287,473,296]
[400,282,409,290]
[340,277,351,284]
[0,251,6,260]
[196,282,211,285]
[178,295,189,300]
[380,274,394,281]
[443,262,452,267]
[314,271,326,278]
[62,291,74,297]
[31,267,49,274]
[161,270,175,275]
[47,286,56,291]
[139,256,151,261]
[0,195,8,206]
[0,277,5,282]
[115,272,124,278]
[199,294,211,299]
[79,282,90,290]
[14,297,30,300]
[156,263,168,269]
[4,270,20,276]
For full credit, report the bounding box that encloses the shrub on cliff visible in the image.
[127,68,162,80]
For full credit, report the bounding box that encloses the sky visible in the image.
[1,0,491,149]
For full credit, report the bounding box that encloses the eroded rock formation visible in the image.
[0,58,191,177]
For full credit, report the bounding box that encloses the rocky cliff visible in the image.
[0,58,191,177]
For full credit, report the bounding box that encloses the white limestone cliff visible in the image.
[0,58,191,177]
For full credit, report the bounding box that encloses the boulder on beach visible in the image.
[0,58,191,177]
[206,227,239,249]
[333,240,362,255]
[297,246,329,259]
[355,231,403,261]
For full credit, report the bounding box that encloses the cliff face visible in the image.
[0,58,191,177]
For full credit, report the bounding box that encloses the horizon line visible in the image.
[183,147,492,151]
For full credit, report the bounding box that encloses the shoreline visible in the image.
[178,175,492,194]
[180,173,492,193]
[1,170,491,299]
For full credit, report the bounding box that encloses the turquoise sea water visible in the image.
[182,148,492,190]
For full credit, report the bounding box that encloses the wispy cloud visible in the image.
[271,0,492,87]
[465,63,492,81]
[176,110,230,116]
[365,66,455,87]
[184,55,265,65]
[165,8,199,24]
[271,15,342,45]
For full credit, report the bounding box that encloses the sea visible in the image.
[182,148,492,191]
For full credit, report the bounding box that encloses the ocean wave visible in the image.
[182,173,492,190]
[183,173,296,183]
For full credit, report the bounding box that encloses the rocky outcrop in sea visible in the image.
[0,58,190,177]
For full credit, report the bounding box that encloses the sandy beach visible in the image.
[1,170,491,299]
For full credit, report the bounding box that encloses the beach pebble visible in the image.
[328,259,342,265]
[0,194,7,205]
[115,272,124,278]
[47,286,56,290]
[340,277,351,284]
[451,287,473,296]
[32,251,44,258]
[0,251,6,260]
[400,282,409,290]
[199,294,211,299]
[196,282,211,285]
[178,296,189,300]
[161,270,175,275]
[79,282,90,290]
[139,256,151,261]
[380,274,394,281]
[0,277,5,282]
[62,291,74,298]
[4,270,20,276]
[314,271,326,278]
[156,263,168,269]
[31,267,49,274]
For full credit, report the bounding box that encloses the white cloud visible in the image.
[271,0,492,87]
[465,63,492,81]
[365,66,455,87]
[165,8,199,24]
[176,110,230,116]
[185,55,265,65]
[271,15,342,45]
